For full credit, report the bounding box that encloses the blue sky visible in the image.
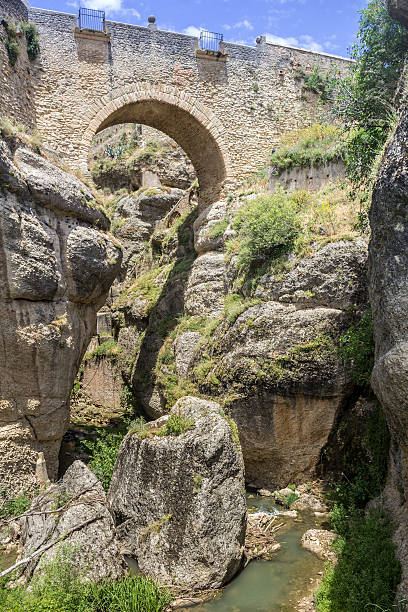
[31,0,368,57]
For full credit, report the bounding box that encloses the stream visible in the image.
[183,494,326,612]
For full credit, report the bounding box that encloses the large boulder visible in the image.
[193,300,356,488]
[108,396,247,591]
[0,139,122,495]
[19,461,125,582]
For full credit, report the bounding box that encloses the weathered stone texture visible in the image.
[28,7,350,205]
[369,107,408,495]
[0,0,36,127]
[268,160,346,192]
[0,138,122,495]
[108,396,247,591]
[19,461,125,583]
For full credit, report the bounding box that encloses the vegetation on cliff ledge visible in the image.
[270,123,346,172]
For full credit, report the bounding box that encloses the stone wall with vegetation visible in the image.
[0,0,37,128]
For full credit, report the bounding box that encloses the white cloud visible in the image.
[265,33,300,47]
[234,19,254,30]
[184,25,201,37]
[76,0,141,18]
[265,32,329,53]
[223,19,253,31]
[299,34,323,52]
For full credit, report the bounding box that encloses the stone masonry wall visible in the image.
[28,8,351,203]
[0,0,36,128]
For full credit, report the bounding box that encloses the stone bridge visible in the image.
[4,0,351,205]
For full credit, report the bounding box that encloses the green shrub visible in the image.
[229,191,301,270]
[208,218,229,239]
[283,492,298,508]
[2,24,19,66]
[0,493,31,518]
[303,67,337,103]
[160,413,195,436]
[270,123,345,172]
[19,21,40,61]
[83,338,118,362]
[0,544,171,612]
[129,417,150,440]
[315,511,400,612]
[339,311,374,386]
[81,429,125,491]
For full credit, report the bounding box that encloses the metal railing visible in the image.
[78,7,105,32]
[199,30,223,52]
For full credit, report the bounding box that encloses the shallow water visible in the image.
[0,548,17,571]
[185,495,324,612]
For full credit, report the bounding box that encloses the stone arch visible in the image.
[79,84,230,206]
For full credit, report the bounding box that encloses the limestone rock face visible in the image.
[184,252,227,317]
[108,396,247,591]
[19,461,125,583]
[369,108,408,497]
[195,300,354,488]
[254,238,367,310]
[114,188,185,276]
[193,200,227,255]
[0,139,122,495]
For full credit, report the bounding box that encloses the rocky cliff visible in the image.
[81,164,369,491]
[0,132,122,496]
[368,1,408,598]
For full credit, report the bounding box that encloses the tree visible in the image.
[336,0,408,188]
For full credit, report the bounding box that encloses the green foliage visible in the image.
[0,493,31,518]
[81,429,125,491]
[303,67,337,103]
[129,417,150,440]
[270,123,345,172]
[207,218,229,239]
[335,0,408,191]
[316,401,396,611]
[283,492,298,508]
[83,338,118,362]
[1,24,19,66]
[287,484,296,492]
[228,191,301,271]
[315,511,400,612]
[160,413,195,436]
[19,21,40,61]
[339,311,374,386]
[0,545,171,612]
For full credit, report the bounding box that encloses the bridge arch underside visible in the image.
[94,100,227,207]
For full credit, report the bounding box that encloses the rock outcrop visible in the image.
[19,460,125,582]
[0,137,122,495]
[301,529,337,562]
[108,396,247,591]
[113,187,186,278]
[369,105,408,501]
